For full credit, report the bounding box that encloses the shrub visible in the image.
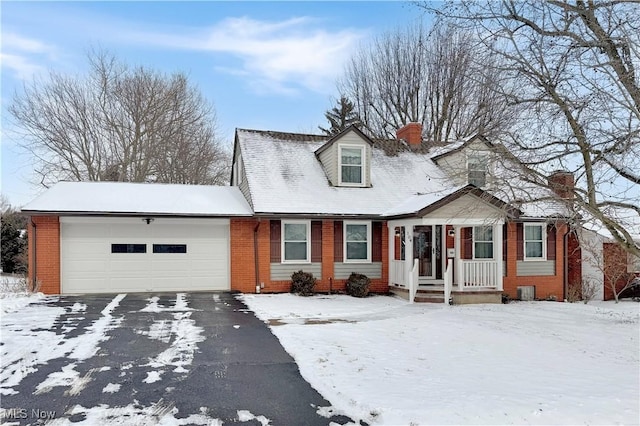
[346,273,370,298]
[290,270,316,296]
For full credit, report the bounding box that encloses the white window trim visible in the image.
[524,223,547,261]
[338,144,366,187]
[281,220,311,263]
[472,226,494,259]
[467,152,489,187]
[343,221,371,263]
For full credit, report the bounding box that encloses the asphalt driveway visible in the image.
[1,292,357,425]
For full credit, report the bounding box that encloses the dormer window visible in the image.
[468,153,488,187]
[339,145,364,186]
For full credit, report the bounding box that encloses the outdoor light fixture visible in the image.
[143,217,154,225]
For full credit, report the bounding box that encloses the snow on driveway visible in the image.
[1,294,125,396]
[241,294,640,425]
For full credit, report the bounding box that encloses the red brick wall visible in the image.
[28,216,60,294]
[603,243,634,300]
[502,222,567,300]
[567,231,582,298]
[318,220,335,292]
[230,218,389,294]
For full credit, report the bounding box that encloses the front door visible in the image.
[413,225,443,280]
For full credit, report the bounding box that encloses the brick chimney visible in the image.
[396,123,422,147]
[548,170,575,199]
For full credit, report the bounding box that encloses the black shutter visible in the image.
[311,221,322,262]
[334,221,343,262]
[270,220,281,262]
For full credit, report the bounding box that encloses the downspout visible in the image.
[30,218,37,292]
[563,224,569,302]
[253,221,260,293]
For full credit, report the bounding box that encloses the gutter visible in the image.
[563,224,570,301]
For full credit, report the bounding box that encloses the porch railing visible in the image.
[391,260,405,286]
[460,260,498,290]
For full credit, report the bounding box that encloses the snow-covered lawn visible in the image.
[240,294,640,425]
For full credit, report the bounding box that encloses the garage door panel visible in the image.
[61,219,230,293]
[65,278,109,293]
[63,240,107,256]
[108,277,153,292]
[64,260,109,275]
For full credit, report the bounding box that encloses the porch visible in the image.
[388,221,504,304]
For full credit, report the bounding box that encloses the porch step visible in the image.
[414,294,445,303]
[389,285,446,303]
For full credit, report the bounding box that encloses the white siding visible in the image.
[234,146,252,206]
[317,130,372,187]
[516,260,556,276]
[270,263,322,281]
[318,143,338,185]
[578,228,605,300]
[434,139,494,187]
[423,193,505,221]
[334,262,382,279]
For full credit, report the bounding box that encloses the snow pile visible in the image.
[0,275,46,314]
[241,294,640,425]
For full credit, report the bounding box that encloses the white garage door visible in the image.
[60,217,230,293]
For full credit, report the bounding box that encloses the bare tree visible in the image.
[339,22,512,142]
[422,1,640,257]
[9,50,229,187]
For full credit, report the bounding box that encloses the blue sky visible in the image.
[1,1,429,206]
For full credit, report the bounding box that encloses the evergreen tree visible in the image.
[1,203,27,274]
[319,96,362,136]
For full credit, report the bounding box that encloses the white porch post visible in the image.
[494,223,504,291]
[454,225,463,291]
[404,226,413,300]
[388,223,394,286]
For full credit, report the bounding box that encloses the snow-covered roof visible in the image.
[21,181,253,216]
[236,128,571,219]
[237,129,462,216]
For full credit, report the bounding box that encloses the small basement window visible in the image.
[111,244,146,253]
[153,244,187,254]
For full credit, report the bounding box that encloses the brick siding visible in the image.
[28,216,60,294]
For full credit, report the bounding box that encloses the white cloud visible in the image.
[1,33,58,80]
[125,16,367,95]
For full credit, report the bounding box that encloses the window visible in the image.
[282,221,310,262]
[473,226,493,259]
[339,145,364,185]
[344,222,371,262]
[524,224,545,260]
[468,153,488,187]
[153,244,187,254]
[111,244,146,253]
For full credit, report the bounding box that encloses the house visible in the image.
[23,124,576,303]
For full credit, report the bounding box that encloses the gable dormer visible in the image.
[315,126,373,187]
[431,135,495,188]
